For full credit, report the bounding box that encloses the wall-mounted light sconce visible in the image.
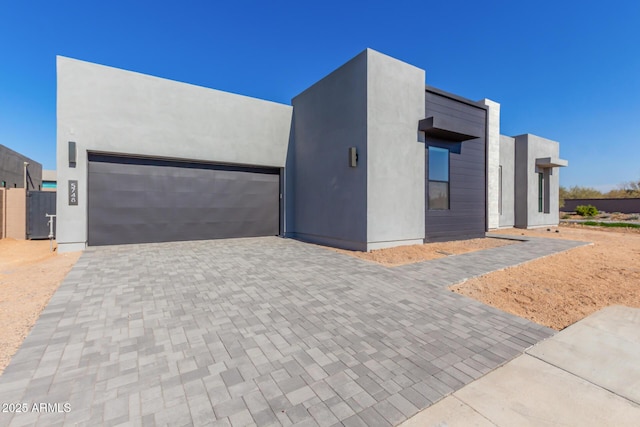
[69,141,77,167]
[349,147,358,168]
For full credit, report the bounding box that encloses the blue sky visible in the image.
[1,1,639,190]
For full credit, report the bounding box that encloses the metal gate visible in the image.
[27,191,56,239]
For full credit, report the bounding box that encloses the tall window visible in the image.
[498,166,503,215]
[428,147,449,210]
[538,172,544,213]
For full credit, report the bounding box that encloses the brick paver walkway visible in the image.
[0,235,587,426]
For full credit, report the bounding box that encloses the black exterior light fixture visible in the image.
[69,141,77,167]
[349,147,358,167]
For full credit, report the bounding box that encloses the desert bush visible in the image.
[575,205,598,217]
[563,186,604,199]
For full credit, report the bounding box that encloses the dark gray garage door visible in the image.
[88,154,280,246]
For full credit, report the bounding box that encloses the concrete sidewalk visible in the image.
[401,305,640,426]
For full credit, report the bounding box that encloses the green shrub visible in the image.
[575,205,598,217]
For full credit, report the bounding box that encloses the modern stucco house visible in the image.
[55,49,567,253]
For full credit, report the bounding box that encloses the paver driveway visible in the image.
[0,236,586,426]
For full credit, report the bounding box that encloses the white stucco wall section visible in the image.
[514,134,565,228]
[479,98,501,230]
[499,135,516,227]
[56,56,292,252]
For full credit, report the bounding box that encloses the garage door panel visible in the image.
[88,155,280,246]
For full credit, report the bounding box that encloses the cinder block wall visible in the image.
[0,188,4,238]
[6,188,26,239]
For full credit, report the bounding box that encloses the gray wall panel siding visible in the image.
[87,155,279,246]
[425,91,487,242]
[291,51,369,250]
[56,56,292,252]
[563,198,640,214]
[425,93,486,124]
[499,135,515,227]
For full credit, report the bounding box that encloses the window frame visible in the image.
[428,146,450,210]
[498,165,503,215]
[538,172,544,213]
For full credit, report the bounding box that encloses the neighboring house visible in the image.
[42,169,57,192]
[0,144,44,239]
[0,144,42,190]
[55,49,567,253]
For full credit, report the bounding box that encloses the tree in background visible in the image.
[605,180,640,198]
[560,185,604,199]
[559,185,603,209]
[560,179,640,207]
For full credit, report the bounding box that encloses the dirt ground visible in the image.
[561,211,640,223]
[452,225,640,330]
[1,224,638,374]
[325,237,517,267]
[0,239,81,374]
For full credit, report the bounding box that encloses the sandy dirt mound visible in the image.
[452,226,640,330]
[324,238,517,267]
[0,239,81,374]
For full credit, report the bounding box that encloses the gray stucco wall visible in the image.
[366,49,425,249]
[290,51,369,250]
[0,144,42,190]
[499,135,515,227]
[291,49,425,251]
[424,89,487,242]
[480,99,500,229]
[514,134,562,228]
[56,56,292,252]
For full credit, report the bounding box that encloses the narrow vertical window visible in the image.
[428,147,449,210]
[498,165,503,215]
[538,172,544,213]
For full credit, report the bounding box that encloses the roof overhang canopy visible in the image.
[536,157,568,168]
[419,116,483,142]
